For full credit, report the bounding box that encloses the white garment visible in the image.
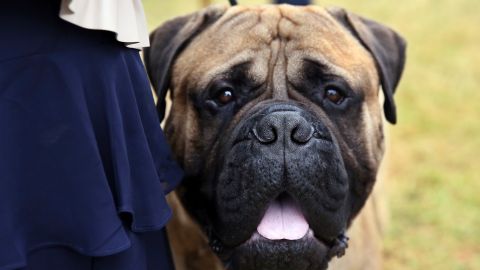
[59,0,150,49]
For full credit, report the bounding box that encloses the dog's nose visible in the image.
[252,111,314,145]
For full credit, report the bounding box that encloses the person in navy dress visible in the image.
[0,0,183,269]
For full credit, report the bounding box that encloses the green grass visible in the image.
[142,0,480,269]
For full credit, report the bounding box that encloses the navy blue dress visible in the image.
[0,1,183,269]
[274,0,311,5]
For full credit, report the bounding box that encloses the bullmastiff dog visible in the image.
[144,4,406,270]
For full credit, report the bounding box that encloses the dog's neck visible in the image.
[166,193,223,270]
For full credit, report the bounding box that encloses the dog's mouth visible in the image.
[223,194,334,270]
[255,193,309,241]
[249,192,346,253]
[211,193,348,270]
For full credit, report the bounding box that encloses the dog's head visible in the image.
[145,4,405,270]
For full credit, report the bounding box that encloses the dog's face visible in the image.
[145,5,405,270]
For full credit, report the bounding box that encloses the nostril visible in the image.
[252,123,277,144]
[291,125,315,144]
[252,111,317,145]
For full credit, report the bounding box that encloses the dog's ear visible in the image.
[327,7,407,124]
[143,6,227,122]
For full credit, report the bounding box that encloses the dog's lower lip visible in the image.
[247,229,315,244]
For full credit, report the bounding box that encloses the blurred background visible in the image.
[142,0,480,269]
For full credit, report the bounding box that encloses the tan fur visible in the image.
[163,5,389,270]
[167,4,382,171]
[200,0,212,8]
[166,193,223,270]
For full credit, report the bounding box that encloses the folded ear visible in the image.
[327,7,407,124]
[143,6,227,122]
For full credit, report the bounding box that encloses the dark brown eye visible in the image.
[325,88,344,104]
[216,88,234,105]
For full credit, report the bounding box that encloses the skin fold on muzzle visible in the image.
[144,4,406,270]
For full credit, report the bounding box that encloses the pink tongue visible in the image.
[257,196,309,240]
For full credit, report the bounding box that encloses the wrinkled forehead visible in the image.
[173,5,377,91]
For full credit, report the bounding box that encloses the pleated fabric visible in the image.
[59,0,150,49]
[0,1,183,269]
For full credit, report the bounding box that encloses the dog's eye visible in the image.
[215,88,235,105]
[324,88,345,105]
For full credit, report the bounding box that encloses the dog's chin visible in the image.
[228,230,330,270]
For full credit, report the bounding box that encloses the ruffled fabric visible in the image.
[59,0,150,49]
[0,1,182,269]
